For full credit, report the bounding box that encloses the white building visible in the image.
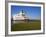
[12,10,29,23]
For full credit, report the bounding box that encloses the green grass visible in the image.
[11,20,41,31]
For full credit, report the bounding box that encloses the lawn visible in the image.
[11,20,41,31]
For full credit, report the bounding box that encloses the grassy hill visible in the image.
[11,20,41,31]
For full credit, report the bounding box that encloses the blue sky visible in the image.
[11,5,41,20]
